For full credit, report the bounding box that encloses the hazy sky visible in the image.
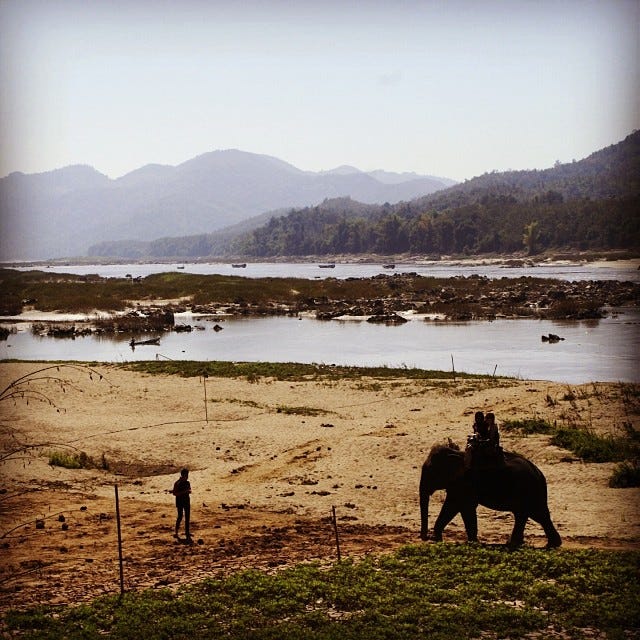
[1,0,638,181]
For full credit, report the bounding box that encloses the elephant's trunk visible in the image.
[419,467,431,540]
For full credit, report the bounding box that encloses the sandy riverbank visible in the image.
[1,362,638,609]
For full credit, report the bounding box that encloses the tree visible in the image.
[522,221,540,255]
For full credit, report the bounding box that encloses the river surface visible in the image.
[4,261,639,383]
[2,309,638,384]
[12,259,640,282]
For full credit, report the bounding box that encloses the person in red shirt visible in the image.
[172,468,192,540]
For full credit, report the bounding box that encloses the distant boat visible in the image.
[383,264,396,269]
[319,263,336,269]
[232,263,247,268]
[129,337,160,348]
[177,265,185,269]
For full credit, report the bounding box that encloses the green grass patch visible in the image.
[3,545,638,639]
[550,427,634,463]
[501,417,556,436]
[48,450,108,470]
[503,418,638,463]
[119,360,488,383]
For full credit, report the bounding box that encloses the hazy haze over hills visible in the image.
[0,150,453,261]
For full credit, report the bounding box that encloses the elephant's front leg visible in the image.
[460,505,478,542]
[432,496,460,541]
[508,512,528,548]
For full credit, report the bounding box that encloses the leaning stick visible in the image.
[331,505,342,562]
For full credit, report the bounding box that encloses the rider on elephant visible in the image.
[485,412,500,448]
[465,411,504,469]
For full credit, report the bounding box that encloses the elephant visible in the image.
[419,443,561,548]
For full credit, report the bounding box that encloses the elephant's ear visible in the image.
[446,451,465,477]
[447,438,460,451]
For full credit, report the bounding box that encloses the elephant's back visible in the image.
[473,454,549,512]
[504,450,545,473]
[502,450,549,491]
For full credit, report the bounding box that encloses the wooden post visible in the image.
[114,484,125,596]
[203,373,208,422]
[331,505,341,562]
[451,354,456,379]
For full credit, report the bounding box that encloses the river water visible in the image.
[3,261,639,383]
[12,259,640,282]
[2,309,638,384]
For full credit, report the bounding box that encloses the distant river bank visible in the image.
[9,258,640,283]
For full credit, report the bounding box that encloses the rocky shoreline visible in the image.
[4,273,638,340]
[157,273,639,321]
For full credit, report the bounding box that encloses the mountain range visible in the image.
[85,131,640,260]
[0,151,455,261]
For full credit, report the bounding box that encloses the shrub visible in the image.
[609,461,640,488]
[501,417,554,435]
[551,428,632,463]
[48,450,108,470]
[48,451,84,469]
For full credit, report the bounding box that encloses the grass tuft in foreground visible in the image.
[3,545,638,639]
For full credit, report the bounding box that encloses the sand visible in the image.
[0,362,638,609]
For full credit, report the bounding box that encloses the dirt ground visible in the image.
[0,362,638,611]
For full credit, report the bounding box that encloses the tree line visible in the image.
[235,195,639,257]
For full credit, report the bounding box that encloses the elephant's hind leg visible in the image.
[533,509,562,548]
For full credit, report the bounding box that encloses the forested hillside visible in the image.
[87,132,640,259]
[235,196,638,257]
[235,131,640,257]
